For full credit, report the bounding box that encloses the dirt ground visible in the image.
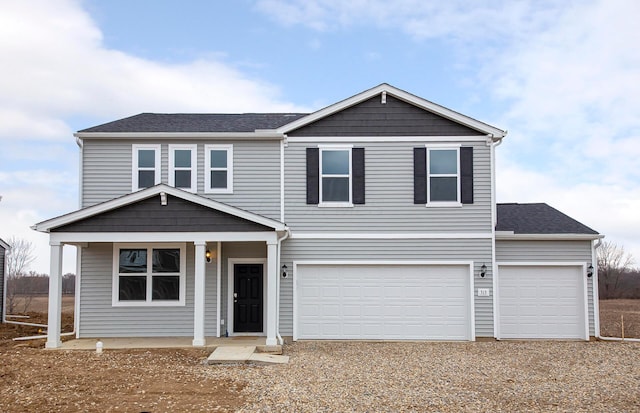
[599,299,640,338]
[0,299,638,412]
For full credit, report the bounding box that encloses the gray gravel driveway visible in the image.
[209,340,640,412]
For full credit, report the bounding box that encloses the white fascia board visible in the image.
[0,239,9,250]
[49,231,279,244]
[286,136,489,143]
[73,132,283,140]
[33,184,286,232]
[290,232,493,239]
[277,83,507,138]
[294,259,474,266]
[495,233,604,241]
[497,261,587,267]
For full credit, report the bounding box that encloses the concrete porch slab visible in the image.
[58,336,281,351]
[249,353,290,364]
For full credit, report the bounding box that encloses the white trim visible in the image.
[495,262,589,341]
[75,132,284,139]
[227,258,268,337]
[591,240,601,337]
[427,146,461,204]
[216,241,222,338]
[192,241,206,346]
[290,232,493,239]
[33,184,286,232]
[49,231,279,244]
[131,144,161,192]
[276,83,507,138]
[280,139,285,223]
[496,233,604,241]
[292,260,476,341]
[287,136,489,143]
[168,144,197,193]
[111,243,187,307]
[204,144,233,194]
[74,246,82,339]
[77,138,83,209]
[319,146,352,206]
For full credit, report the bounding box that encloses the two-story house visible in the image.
[34,84,602,348]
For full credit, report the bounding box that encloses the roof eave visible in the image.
[0,239,10,250]
[495,233,604,241]
[276,83,507,137]
[73,131,284,140]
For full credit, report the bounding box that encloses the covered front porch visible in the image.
[32,185,288,350]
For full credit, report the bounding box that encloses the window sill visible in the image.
[425,202,463,208]
[318,202,354,208]
[112,300,185,307]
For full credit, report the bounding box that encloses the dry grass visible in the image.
[6,295,74,315]
[599,299,640,338]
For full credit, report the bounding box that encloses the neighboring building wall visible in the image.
[496,240,596,336]
[0,243,5,321]
[81,139,282,221]
[284,139,492,232]
[280,238,494,337]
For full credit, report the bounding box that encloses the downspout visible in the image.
[489,134,504,339]
[275,228,291,345]
[76,136,84,209]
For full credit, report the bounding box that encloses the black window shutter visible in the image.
[352,148,365,204]
[306,148,319,204]
[460,146,474,204]
[413,147,427,204]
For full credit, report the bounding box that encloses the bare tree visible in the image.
[5,236,36,314]
[598,241,635,299]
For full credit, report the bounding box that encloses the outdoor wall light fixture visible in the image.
[282,264,288,278]
[587,264,594,277]
[480,264,487,278]
[205,249,212,264]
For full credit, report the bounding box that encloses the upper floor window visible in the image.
[205,144,233,194]
[112,243,186,307]
[132,144,161,191]
[320,147,352,206]
[169,144,197,192]
[428,147,460,203]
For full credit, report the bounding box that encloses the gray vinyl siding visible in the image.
[496,240,596,337]
[81,139,281,221]
[284,140,492,232]
[279,238,494,338]
[78,242,219,338]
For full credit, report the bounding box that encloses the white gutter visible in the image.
[275,228,291,345]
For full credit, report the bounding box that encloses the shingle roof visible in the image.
[496,203,599,235]
[78,113,309,133]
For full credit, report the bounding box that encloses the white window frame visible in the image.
[319,145,353,207]
[169,144,197,192]
[204,144,233,194]
[112,243,187,307]
[132,144,161,192]
[426,145,461,207]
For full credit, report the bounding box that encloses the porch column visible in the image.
[192,241,206,347]
[46,242,63,349]
[266,241,278,346]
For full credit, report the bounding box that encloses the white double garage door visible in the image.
[294,263,589,341]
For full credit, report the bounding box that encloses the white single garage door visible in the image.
[295,264,472,340]
[497,265,587,339]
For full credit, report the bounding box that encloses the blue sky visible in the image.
[1,0,638,273]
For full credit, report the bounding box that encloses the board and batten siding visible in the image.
[78,242,220,338]
[81,139,282,221]
[283,140,492,232]
[495,240,596,336]
[279,238,494,338]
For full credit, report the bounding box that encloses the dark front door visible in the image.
[233,264,263,333]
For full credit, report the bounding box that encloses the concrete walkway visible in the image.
[207,345,289,364]
[59,336,281,353]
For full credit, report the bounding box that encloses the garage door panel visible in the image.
[498,265,586,339]
[296,264,471,340]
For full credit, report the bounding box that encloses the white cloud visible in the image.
[0,0,306,274]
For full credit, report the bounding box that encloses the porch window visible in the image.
[113,243,186,306]
[205,144,233,193]
[132,144,161,191]
[169,145,197,192]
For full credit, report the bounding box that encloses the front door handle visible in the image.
[234,292,238,298]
